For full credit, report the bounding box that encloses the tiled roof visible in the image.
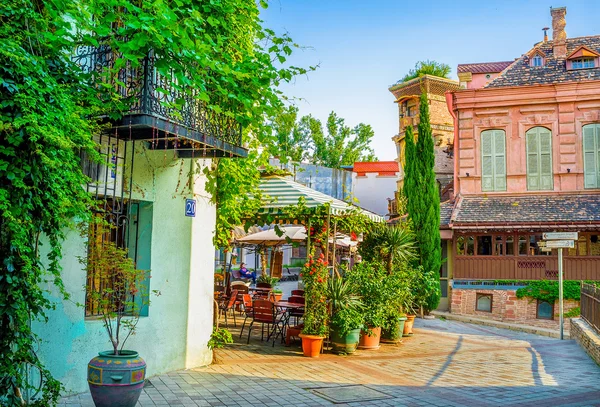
[452,194,600,226]
[486,36,600,88]
[457,61,513,74]
[440,200,454,227]
[353,161,399,175]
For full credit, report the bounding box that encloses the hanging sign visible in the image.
[543,232,578,240]
[545,240,575,248]
[185,198,196,217]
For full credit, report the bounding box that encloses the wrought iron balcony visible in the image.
[74,45,247,158]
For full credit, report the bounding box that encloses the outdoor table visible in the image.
[273,301,305,342]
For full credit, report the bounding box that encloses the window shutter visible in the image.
[493,130,506,191]
[539,128,553,190]
[527,130,539,190]
[481,131,494,191]
[526,127,553,190]
[583,125,598,189]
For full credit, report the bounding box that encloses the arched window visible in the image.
[526,127,553,191]
[476,294,492,312]
[583,124,600,189]
[481,130,506,192]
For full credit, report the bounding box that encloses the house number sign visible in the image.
[185,199,196,217]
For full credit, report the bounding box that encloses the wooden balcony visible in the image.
[454,255,600,281]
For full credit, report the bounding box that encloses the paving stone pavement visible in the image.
[60,318,600,407]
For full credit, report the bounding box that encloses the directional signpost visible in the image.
[542,232,578,340]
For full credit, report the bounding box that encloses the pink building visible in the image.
[457,61,513,90]
[444,7,600,327]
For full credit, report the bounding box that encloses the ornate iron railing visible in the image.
[73,45,242,149]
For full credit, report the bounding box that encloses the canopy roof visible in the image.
[236,226,307,246]
[258,176,384,222]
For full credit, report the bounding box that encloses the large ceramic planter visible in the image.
[88,350,146,407]
[330,327,361,354]
[380,317,406,344]
[403,315,416,337]
[358,327,381,350]
[299,334,324,357]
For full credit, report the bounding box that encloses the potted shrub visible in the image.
[84,220,151,407]
[380,268,411,343]
[403,266,439,336]
[299,253,329,357]
[327,276,364,354]
[257,274,279,288]
[345,261,386,350]
[270,289,283,302]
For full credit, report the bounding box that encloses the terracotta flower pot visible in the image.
[403,315,416,337]
[299,334,324,357]
[358,327,381,350]
[270,293,283,302]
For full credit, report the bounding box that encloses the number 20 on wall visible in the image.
[185,198,196,217]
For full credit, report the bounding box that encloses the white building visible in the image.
[350,161,400,218]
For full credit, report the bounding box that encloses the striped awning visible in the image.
[258,176,384,222]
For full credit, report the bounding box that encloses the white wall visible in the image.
[352,172,399,217]
[34,145,215,394]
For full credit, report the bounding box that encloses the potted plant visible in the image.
[83,220,150,407]
[380,268,411,343]
[327,276,364,354]
[257,274,279,288]
[344,261,386,350]
[404,267,439,335]
[299,253,329,357]
[270,288,283,302]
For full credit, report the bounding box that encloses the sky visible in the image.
[261,0,600,161]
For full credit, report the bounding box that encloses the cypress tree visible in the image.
[405,92,441,311]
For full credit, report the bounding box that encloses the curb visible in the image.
[431,310,570,339]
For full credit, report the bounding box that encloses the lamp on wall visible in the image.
[567,168,571,173]
[466,172,470,177]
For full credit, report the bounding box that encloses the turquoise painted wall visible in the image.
[34,144,215,394]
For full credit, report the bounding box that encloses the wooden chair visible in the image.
[218,289,238,328]
[246,299,283,347]
[239,294,254,338]
[291,289,305,297]
[232,283,249,312]
[287,295,305,325]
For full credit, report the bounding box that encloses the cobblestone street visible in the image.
[61,318,600,407]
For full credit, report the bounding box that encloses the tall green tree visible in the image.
[403,92,441,311]
[401,60,451,82]
[267,106,311,163]
[310,112,377,168]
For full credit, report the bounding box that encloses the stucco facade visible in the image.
[351,162,399,217]
[35,146,216,394]
[445,7,600,327]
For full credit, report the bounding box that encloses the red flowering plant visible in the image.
[301,251,329,337]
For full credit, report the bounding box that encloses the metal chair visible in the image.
[218,289,238,328]
[246,299,284,347]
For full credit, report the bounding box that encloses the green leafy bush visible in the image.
[301,253,329,336]
[327,276,364,336]
[208,327,234,350]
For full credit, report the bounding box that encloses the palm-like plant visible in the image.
[379,226,417,274]
[327,277,364,335]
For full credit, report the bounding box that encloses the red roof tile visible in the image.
[457,61,514,74]
[353,161,399,175]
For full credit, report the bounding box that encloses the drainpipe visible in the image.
[445,91,459,199]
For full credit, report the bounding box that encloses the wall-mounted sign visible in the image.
[185,198,196,217]
[545,240,575,249]
[543,232,578,240]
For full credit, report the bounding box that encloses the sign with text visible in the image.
[543,232,578,240]
[545,240,575,249]
[185,198,196,217]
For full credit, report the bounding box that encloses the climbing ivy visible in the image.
[1,0,309,404]
[513,280,596,303]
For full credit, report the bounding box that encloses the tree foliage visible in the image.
[401,60,452,83]
[1,0,308,403]
[403,92,441,312]
[270,110,377,167]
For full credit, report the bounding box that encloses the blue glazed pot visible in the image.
[330,327,361,354]
[88,350,146,407]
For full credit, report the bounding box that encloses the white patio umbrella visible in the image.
[236,226,307,246]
